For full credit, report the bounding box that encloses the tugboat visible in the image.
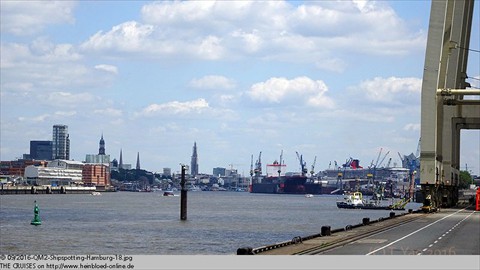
[336,192,365,209]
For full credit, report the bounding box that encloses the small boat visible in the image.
[163,191,175,196]
[305,194,314,198]
[91,191,101,196]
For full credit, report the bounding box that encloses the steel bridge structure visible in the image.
[420,0,479,208]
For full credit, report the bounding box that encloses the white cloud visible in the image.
[94,64,118,75]
[357,77,422,103]
[137,98,210,116]
[79,1,425,67]
[189,75,235,90]
[246,76,335,108]
[1,1,76,36]
[81,21,155,52]
[403,123,420,131]
[46,92,95,106]
[94,108,123,117]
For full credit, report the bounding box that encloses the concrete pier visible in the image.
[239,206,479,255]
[0,185,96,195]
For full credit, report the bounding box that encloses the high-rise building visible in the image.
[30,141,53,160]
[190,142,199,176]
[52,125,69,160]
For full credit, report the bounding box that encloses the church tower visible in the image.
[190,142,199,176]
[98,134,105,155]
[119,149,123,169]
[136,152,141,170]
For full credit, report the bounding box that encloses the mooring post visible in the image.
[180,164,188,220]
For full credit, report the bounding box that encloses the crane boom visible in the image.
[310,156,317,176]
[374,148,383,168]
[378,151,390,168]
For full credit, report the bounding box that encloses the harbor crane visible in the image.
[386,157,392,168]
[250,155,254,177]
[378,151,390,168]
[310,156,317,177]
[254,152,262,177]
[278,150,284,177]
[296,151,308,176]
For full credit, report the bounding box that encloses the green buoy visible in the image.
[30,200,42,226]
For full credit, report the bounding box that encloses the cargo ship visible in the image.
[248,151,335,194]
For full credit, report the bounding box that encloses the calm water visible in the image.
[0,192,421,254]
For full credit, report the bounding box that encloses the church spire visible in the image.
[119,149,123,169]
[190,142,198,176]
[136,152,141,170]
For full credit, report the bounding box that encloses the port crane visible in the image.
[254,152,262,177]
[310,156,317,177]
[296,151,308,176]
[278,150,284,177]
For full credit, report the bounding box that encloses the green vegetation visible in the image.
[458,170,473,189]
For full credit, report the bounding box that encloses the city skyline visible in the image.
[1,1,479,175]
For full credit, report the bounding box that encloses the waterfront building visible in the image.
[0,160,48,177]
[24,159,83,186]
[190,142,199,176]
[52,125,70,160]
[83,163,110,189]
[30,141,53,160]
[213,167,226,177]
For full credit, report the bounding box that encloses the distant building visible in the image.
[110,158,119,172]
[85,154,110,164]
[190,142,199,176]
[1,160,48,177]
[30,140,53,160]
[98,134,105,155]
[213,167,226,177]
[163,168,171,177]
[85,134,110,165]
[83,164,110,188]
[52,124,70,160]
[117,149,131,170]
[136,152,141,170]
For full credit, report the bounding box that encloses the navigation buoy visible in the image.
[30,200,42,226]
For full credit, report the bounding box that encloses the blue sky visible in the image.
[1,0,479,175]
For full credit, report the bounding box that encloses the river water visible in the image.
[0,191,422,255]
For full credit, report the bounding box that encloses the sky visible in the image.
[1,0,479,176]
